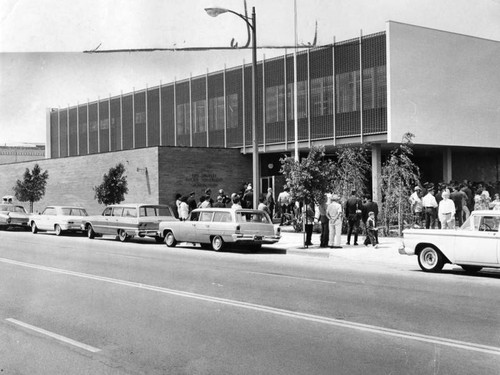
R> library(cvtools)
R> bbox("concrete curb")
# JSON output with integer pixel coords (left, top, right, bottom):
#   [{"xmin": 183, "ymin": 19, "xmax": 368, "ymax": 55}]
[{"xmin": 270, "ymin": 226, "xmax": 412, "ymax": 265}]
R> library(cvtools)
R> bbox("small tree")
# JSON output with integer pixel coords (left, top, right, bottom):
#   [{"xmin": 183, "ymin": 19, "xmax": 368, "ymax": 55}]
[
  {"xmin": 94, "ymin": 163, "xmax": 129, "ymax": 205},
  {"xmin": 280, "ymin": 146, "xmax": 336, "ymax": 206},
  {"xmin": 331, "ymin": 146, "xmax": 370, "ymax": 202},
  {"xmin": 13, "ymin": 164, "xmax": 49, "ymax": 213},
  {"xmin": 380, "ymin": 133, "xmax": 420, "ymax": 236}
]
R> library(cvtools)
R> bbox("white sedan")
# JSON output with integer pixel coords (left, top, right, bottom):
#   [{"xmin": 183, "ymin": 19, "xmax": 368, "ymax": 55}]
[
  {"xmin": 399, "ymin": 210, "xmax": 500, "ymax": 273},
  {"xmin": 30, "ymin": 206, "xmax": 88, "ymax": 236}
]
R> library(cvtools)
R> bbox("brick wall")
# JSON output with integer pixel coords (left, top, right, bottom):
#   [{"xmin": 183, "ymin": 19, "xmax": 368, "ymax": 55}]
[
  {"xmin": 0, "ymin": 146, "xmax": 252, "ymax": 214},
  {"xmin": 158, "ymin": 147, "xmax": 252, "ymax": 206}
]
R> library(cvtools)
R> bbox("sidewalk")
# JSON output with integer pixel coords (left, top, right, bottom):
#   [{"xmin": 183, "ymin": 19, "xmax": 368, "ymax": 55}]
[{"xmin": 269, "ymin": 225, "xmax": 415, "ymax": 267}]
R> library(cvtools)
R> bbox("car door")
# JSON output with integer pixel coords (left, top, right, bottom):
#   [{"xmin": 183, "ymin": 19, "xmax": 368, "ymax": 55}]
[
  {"xmin": 196, "ymin": 211, "xmax": 215, "ymax": 243},
  {"xmin": 39, "ymin": 207, "xmax": 56, "ymax": 231},
  {"xmin": 94, "ymin": 207, "xmax": 113, "ymax": 234},
  {"xmin": 454, "ymin": 215, "xmax": 499, "ymax": 265}
]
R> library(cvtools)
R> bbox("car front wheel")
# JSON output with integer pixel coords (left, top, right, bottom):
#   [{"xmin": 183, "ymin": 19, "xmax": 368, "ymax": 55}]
[
  {"xmin": 164, "ymin": 231, "xmax": 177, "ymax": 247},
  {"xmin": 211, "ymin": 235, "xmax": 224, "ymax": 252},
  {"xmin": 31, "ymin": 222, "xmax": 38, "ymax": 234},
  {"xmin": 55, "ymin": 224, "xmax": 63, "ymax": 236},
  {"xmin": 87, "ymin": 225, "xmax": 96, "ymax": 239},
  {"xmin": 418, "ymin": 246, "xmax": 444, "ymax": 272}
]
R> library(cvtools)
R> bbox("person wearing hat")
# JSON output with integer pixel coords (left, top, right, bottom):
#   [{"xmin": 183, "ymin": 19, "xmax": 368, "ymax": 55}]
[
  {"xmin": 326, "ymin": 194, "xmax": 343, "ymax": 248},
  {"xmin": 409, "ymin": 186, "xmax": 423, "ymax": 228}
]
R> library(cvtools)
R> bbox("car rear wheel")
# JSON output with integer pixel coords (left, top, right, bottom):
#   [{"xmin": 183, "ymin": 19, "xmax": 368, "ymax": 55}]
[
  {"xmin": 460, "ymin": 265, "xmax": 483, "ymax": 274},
  {"xmin": 54, "ymin": 224, "xmax": 63, "ymax": 236},
  {"xmin": 87, "ymin": 225, "xmax": 95, "ymax": 239},
  {"xmin": 165, "ymin": 231, "xmax": 177, "ymax": 247},
  {"xmin": 211, "ymin": 235, "xmax": 224, "ymax": 252},
  {"xmin": 31, "ymin": 222, "xmax": 38, "ymax": 234},
  {"xmin": 118, "ymin": 229, "xmax": 130, "ymax": 242},
  {"xmin": 418, "ymin": 246, "xmax": 444, "ymax": 272}
]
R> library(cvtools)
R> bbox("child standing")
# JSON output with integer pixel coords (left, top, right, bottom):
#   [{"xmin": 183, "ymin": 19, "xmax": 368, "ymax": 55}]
[{"xmin": 364, "ymin": 211, "xmax": 379, "ymax": 248}]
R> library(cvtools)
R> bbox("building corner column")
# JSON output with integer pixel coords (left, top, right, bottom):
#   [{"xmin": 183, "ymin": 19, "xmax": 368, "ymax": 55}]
[
  {"xmin": 45, "ymin": 108, "xmax": 51, "ymax": 158},
  {"xmin": 443, "ymin": 147, "xmax": 452, "ymax": 183},
  {"xmin": 371, "ymin": 144, "xmax": 382, "ymax": 206}
]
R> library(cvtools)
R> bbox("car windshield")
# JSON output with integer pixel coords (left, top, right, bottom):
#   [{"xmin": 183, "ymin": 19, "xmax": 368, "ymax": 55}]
[
  {"xmin": 235, "ymin": 211, "xmax": 271, "ymax": 224},
  {"xmin": 0, "ymin": 204, "xmax": 26, "ymax": 213},
  {"xmin": 139, "ymin": 206, "xmax": 172, "ymax": 217},
  {"xmin": 61, "ymin": 208, "xmax": 88, "ymax": 216},
  {"xmin": 461, "ymin": 215, "xmax": 500, "ymax": 232}
]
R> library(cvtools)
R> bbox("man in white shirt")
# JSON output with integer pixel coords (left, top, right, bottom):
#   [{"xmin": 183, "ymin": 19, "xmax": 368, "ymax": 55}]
[
  {"xmin": 277, "ymin": 187, "xmax": 291, "ymax": 226},
  {"xmin": 326, "ymin": 194, "xmax": 343, "ymax": 248},
  {"xmin": 438, "ymin": 190, "xmax": 456, "ymax": 229},
  {"xmin": 422, "ymin": 187, "xmax": 438, "ymax": 229},
  {"xmin": 409, "ymin": 186, "xmax": 423, "ymax": 227}
]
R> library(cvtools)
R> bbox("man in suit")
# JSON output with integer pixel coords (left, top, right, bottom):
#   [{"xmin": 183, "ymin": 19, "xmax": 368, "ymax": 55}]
[{"xmin": 344, "ymin": 190, "xmax": 363, "ymax": 245}]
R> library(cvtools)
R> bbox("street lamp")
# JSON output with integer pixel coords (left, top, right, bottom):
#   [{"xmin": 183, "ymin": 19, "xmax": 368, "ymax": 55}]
[{"xmin": 205, "ymin": 6, "xmax": 259, "ymax": 209}]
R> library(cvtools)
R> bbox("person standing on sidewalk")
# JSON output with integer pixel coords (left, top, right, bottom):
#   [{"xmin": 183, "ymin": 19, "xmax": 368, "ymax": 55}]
[
  {"xmin": 302, "ymin": 202, "xmax": 316, "ymax": 246},
  {"xmin": 363, "ymin": 211, "xmax": 379, "ymax": 248},
  {"xmin": 422, "ymin": 186, "xmax": 438, "ymax": 229},
  {"xmin": 438, "ymin": 190, "xmax": 456, "ymax": 229},
  {"xmin": 277, "ymin": 187, "xmax": 291, "ymax": 226},
  {"xmin": 327, "ymin": 194, "xmax": 343, "ymax": 248},
  {"xmin": 345, "ymin": 190, "xmax": 363, "ymax": 245},
  {"xmin": 317, "ymin": 194, "xmax": 330, "ymax": 248}
]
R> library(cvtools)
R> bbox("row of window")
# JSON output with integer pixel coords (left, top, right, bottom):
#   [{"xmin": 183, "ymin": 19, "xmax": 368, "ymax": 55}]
[{"xmin": 265, "ymin": 66, "xmax": 386, "ymax": 123}]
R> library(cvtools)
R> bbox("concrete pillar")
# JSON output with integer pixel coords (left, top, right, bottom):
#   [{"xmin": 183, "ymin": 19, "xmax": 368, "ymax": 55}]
[
  {"xmin": 443, "ymin": 147, "xmax": 452, "ymax": 183},
  {"xmin": 371, "ymin": 144, "xmax": 382, "ymax": 206}
]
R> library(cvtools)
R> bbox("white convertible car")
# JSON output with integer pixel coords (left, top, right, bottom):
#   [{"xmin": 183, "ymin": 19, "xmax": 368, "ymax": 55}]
[{"xmin": 399, "ymin": 210, "xmax": 500, "ymax": 273}]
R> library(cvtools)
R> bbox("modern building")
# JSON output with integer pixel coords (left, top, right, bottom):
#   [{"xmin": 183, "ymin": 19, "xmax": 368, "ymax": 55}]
[{"xmin": 1, "ymin": 21, "xmax": 499, "ymax": 213}]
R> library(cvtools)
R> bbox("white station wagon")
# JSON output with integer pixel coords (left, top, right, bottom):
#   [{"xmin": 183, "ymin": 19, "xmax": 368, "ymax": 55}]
[
  {"xmin": 30, "ymin": 206, "xmax": 88, "ymax": 236},
  {"xmin": 83, "ymin": 203, "xmax": 176, "ymax": 243},
  {"xmin": 399, "ymin": 210, "xmax": 500, "ymax": 273},
  {"xmin": 159, "ymin": 208, "xmax": 281, "ymax": 251}
]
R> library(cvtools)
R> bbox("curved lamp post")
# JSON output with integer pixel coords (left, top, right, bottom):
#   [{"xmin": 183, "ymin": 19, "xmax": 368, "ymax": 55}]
[{"xmin": 205, "ymin": 6, "xmax": 259, "ymax": 209}]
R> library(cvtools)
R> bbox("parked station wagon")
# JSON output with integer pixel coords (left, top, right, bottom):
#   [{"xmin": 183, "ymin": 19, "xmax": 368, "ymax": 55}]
[
  {"xmin": 159, "ymin": 208, "xmax": 281, "ymax": 251},
  {"xmin": 83, "ymin": 204, "xmax": 176, "ymax": 242},
  {"xmin": 399, "ymin": 210, "xmax": 500, "ymax": 273},
  {"xmin": 0, "ymin": 203, "xmax": 30, "ymax": 230},
  {"xmin": 30, "ymin": 206, "xmax": 88, "ymax": 236}
]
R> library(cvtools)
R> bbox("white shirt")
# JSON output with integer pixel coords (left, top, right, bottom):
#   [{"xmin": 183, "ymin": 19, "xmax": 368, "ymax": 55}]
[
  {"xmin": 422, "ymin": 193, "xmax": 438, "ymax": 208},
  {"xmin": 438, "ymin": 198, "xmax": 455, "ymax": 221}
]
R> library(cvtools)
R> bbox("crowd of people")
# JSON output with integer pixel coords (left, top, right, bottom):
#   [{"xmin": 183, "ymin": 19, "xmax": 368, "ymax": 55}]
[
  {"xmin": 170, "ymin": 178, "xmax": 499, "ymax": 249},
  {"xmin": 170, "ymin": 183, "xmax": 276, "ymax": 221},
  {"xmin": 410, "ymin": 180, "xmax": 500, "ymax": 229}
]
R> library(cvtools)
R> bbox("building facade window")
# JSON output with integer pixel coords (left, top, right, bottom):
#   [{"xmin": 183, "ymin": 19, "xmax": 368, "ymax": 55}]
[
  {"xmin": 209, "ymin": 96, "xmax": 224, "ymax": 130},
  {"xmin": 265, "ymin": 85, "xmax": 285, "ymax": 123},
  {"xmin": 176, "ymin": 103, "xmax": 190, "ymax": 135},
  {"xmin": 226, "ymin": 93, "xmax": 238, "ymax": 129},
  {"xmin": 362, "ymin": 66, "xmax": 386, "ymax": 110},
  {"xmin": 192, "ymin": 100, "xmax": 206, "ymax": 133},
  {"xmin": 287, "ymin": 81, "xmax": 308, "ymax": 120},
  {"xmin": 310, "ymin": 76, "xmax": 334, "ymax": 117},
  {"xmin": 336, "ymin": 70, "xmax": 360, "ymax": 113}
]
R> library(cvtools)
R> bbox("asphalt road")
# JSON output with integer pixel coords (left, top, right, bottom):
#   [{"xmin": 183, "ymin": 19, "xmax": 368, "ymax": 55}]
[{"xmin": 0, "ymin": 230, "xmax": 499, "ymax": 374}]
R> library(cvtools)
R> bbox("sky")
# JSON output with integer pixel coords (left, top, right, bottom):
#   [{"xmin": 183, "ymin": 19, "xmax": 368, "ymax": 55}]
[{"xmin": 1, "ymin": 0, "xmax": 500, "ymax": 145}]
